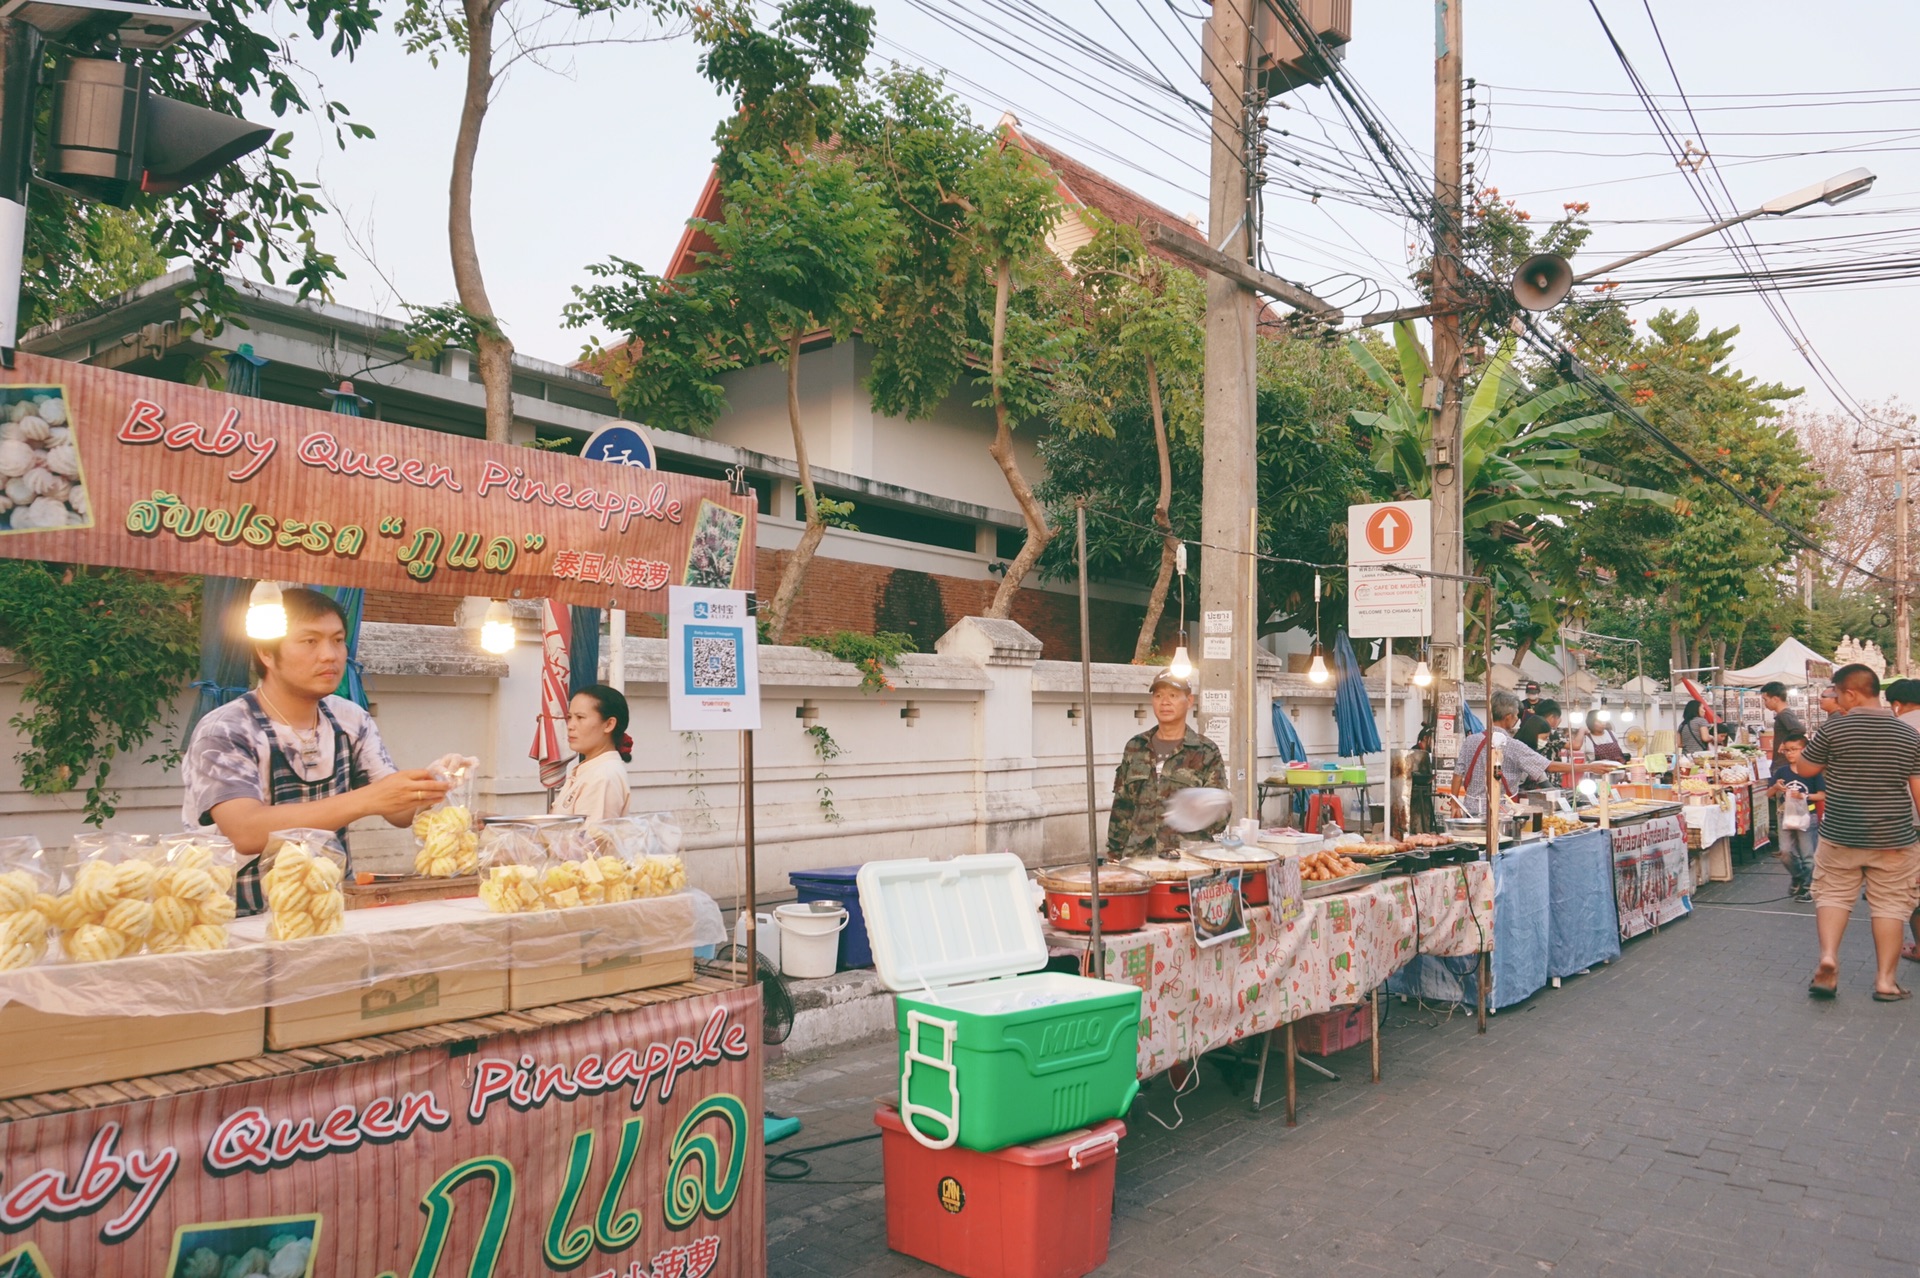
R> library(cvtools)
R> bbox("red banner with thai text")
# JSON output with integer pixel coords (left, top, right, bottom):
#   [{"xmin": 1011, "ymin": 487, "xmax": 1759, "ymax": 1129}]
[
  {"xmin": 0, "ymin": 355, "xmax": 756, "ymax": 609},
  {"xmin": 0, "ymin": 985, "xmax": 764, "ymax": 1277}
]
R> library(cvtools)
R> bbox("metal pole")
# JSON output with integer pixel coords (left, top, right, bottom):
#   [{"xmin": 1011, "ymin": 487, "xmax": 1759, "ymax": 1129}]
[
  {"xmin": 607, "ymin": 607, "xmax": 626, "ymax": 690},
  {"xmin": 1899, "ymin": 443, "xmax": 1911, "ymax": 677},
  {"xmin": 1384, "ymin": 643, "xmax": 1394, "ymax": 846},
  {"xmin": 1077, "ymin": 501, "xmax": 1104, "ymax": 979},
  {"xmin": 741, "ymin": 729, "xmax": 756, "ymax": 987},
  {"xmin": 0, "ymin": 21, "xmax": 41, "ymax": 360},
  {"xmin": 1244, "ymin": 505, "xmax": 1260, "ymax": 820},
  {"xmin": 1479, "ymin": 585, "xmax": 1494, "ymax": 1035},
  {"xmin": 1570, "ymin": 208, "xmax": 1763, "ymax": 284},
  {"xmin": 1199, "ymin": 0, "xmax": 1259, "ymax": 800}
]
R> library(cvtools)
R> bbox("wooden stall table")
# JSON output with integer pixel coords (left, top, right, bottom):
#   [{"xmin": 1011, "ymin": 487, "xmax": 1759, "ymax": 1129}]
[
  {"xmin": 0, "ymin": 894, "xmax": 761, "ymax": 1276},
  {"xmin": 1048, "ymin": 862, "xmax": 1494, "ymax": 1125}
]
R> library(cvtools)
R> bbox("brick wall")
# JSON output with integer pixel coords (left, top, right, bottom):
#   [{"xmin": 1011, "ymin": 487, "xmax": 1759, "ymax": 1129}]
[{"xmin": 361, "ymin": 554, "xmax": 1181, "ymax": 664}]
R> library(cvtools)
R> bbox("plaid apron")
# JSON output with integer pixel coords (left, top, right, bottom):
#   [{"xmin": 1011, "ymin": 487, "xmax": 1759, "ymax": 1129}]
[{"xmin": 234, "ymin": 692, "xmax": 357, "ymax": 916}]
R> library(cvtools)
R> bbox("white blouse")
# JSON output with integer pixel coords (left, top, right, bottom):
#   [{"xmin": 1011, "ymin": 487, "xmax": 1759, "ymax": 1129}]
[{"xmin": 553, "ymin": 749, "xmax": 631, "ymax": 820}]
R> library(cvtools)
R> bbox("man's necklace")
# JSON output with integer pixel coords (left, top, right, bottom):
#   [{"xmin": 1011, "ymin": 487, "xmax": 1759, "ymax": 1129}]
[{"xmin": 259, "ymin": 689, "xmax": 323, "ymax": 770}]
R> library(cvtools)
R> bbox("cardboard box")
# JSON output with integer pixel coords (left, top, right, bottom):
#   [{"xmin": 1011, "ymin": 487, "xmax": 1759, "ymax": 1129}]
[
  {"xmin": 0, "ymin": 946, "xmax": 270, "ymax": 1098},
  {"xmin": 508, "ymin": 898, "xmax": 696, "ymax": 1011},
  {"xmin": 345, "ymin": 874, "xmax": 481, "ymax": 910},
  {"xmin": 261, "ymin": 902, "xmax": 512, "ymax": 1050}
]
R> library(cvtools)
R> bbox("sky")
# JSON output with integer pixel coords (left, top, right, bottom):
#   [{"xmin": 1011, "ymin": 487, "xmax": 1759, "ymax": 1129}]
[{"xmin": 266, "ymin": 0, "xmax": 1920, "ymax": 422}]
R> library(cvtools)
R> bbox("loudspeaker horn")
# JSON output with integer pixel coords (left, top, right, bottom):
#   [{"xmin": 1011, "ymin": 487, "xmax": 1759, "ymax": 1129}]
[{"xmin": 1512, "ymin": 253, "xmax": 1573, "ymax": 311}]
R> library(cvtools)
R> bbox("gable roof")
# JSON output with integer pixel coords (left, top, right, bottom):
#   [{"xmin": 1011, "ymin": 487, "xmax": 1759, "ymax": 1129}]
[{"xmin": 662, "ymin": 122, "xmax": 1206, "ymax": 282}]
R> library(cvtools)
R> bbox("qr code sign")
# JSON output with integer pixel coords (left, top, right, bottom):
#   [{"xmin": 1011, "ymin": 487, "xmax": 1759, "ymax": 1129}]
[{"xmin": 691, "ymin": 634, "xmax": 740, "ymax": 690}]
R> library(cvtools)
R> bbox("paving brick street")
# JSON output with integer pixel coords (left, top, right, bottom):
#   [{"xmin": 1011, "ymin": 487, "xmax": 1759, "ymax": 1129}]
[{"xmin": 765, "ymin": 858, "xmax": 1920, "ymax": 1277}]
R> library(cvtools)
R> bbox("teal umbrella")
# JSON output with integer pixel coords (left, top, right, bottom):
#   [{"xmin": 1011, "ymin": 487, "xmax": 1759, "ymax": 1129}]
[{"xmin": 1332, "ymin": 629, "xmax": 1382, "ymax": 757}]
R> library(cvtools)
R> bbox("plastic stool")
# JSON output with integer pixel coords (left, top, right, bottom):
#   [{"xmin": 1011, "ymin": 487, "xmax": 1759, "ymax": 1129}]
[{"xmin": 1305, "ymin": 792, "xmax": 1344, "ymax": 834}]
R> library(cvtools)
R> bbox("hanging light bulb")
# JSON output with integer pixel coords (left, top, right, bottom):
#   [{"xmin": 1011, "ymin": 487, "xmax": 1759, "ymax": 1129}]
[
  {"xmin": 245, "ymin": 580, "xmax": 286, "ymax": 640},
  {"xmin": 1619, "ymin": 706, "xmax": 1635, "ymax": 723},
  {"xmin": 1596, "ymin": 696, "xmax": 1613, "ymax": 724},
  {"xmin": 1412, "ymin": 658, "xmax": 1433, "ymax": 688},
  {"xmin": 1168, "ymin": 645, "xmax": 1193, "ymax": 680},
  {"xmin": 1307, "ymin": 641, "xmax": 1331, "ymax": 684},
  {"xmin": 480, "ymin": 600, "xmax": 516, "ymax": 654}
]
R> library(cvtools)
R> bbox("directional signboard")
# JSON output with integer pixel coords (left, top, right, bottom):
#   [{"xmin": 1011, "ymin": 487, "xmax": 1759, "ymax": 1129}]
[{"xmin": 1348, "ymin": 499, "xmax": 1432, "ymax": 638}]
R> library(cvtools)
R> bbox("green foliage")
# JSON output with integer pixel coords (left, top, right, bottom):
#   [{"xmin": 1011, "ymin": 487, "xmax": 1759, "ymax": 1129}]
[
  {"xmin": 1349, "ymin": 324, "xmax": 1675, "ymax": 652},
  {"xmin": 800, "ymin": 630, "xmax": 915, "ymax": 693},
  {"xmin": 0, "ymin": 564, "xmax": 199, "ymax": 825},
  {"xmin": 401, "ymin": 301, "xmax": 506, "ymax": 364},
  {"xmin": 1039, "ymin": 334, "xmax": 1378, "ymax": 636},
  {"xmin": 803, "ymin": 723, "xmax": 845, "ymax": 822},
  {"xmin": 691, "ymin": 0, "xmax": 874, "ymax": 177},
  {"xmin": 24, "ymin": 0, "xmax": 383, "ymax": 332}
]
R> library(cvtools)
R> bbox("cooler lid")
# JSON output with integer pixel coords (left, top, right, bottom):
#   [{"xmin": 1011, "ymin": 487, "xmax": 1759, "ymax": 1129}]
[{"xmin": 857, "ymin": 853, "xmax": 1047, "ymax": 993}]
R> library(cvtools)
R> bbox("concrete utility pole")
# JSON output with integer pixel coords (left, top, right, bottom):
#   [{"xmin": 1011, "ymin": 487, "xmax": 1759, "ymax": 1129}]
[
  {"xmin": 1857, "ymin": 439, "xmax": 1914, "ymax": 676},
  {"xmin": 1199, "ymin": 0, "xmax": 1260, "ymax": 814},
  {"xmin": 1429, "ymin": 0, "xmax": 1466, "ymax": 759}
]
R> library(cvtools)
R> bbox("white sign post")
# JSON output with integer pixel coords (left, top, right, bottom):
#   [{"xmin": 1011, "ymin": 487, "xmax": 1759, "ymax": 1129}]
[
  {"xmin": 667, "ymin": 586, "xmax": 762, "ymax": 730},
  {"xmin": 1347, "ymin": 500, "xmax": 1433, "ymax": 639}
]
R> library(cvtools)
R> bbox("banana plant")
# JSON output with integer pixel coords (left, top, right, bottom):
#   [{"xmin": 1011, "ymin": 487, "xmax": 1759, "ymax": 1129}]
[{"xmin": 1348, "ymin": 321, "xmax": 1674, "ymax": 649}]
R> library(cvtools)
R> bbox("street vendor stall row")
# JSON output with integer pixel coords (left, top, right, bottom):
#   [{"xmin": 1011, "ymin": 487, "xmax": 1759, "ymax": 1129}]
[{"xmin": 0, "ymin": 353, "xmax": 769, "ymax": 1277}]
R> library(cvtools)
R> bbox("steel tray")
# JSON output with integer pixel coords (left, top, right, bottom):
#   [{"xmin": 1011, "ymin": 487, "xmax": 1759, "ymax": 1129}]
[{"xmin": 1301, "ymin": 862, "xmax": 1398, "ymax": 898}]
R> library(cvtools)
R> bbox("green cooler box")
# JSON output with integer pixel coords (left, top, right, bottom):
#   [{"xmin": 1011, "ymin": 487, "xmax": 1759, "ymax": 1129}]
[{"xmin": 858, "ymin": 853, "xmax": 1142, "ymax": 1154}]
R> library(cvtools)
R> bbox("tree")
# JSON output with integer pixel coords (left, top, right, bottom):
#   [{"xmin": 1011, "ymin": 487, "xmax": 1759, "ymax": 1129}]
[
  {"xmin": 1038, "ymin": 330, "xmax": 1377, "ymax": 651},
  {"xmin": 1349, "ymin": 323, "xmax": 1674, "ymax": 658},
  {"xmin": 1788, "ymin": 398, "xmax": 1911, "ymax": 593},
  {"xmin": 569, "ymin": 0, "xmax": 882, "ymax": 640},
  {"xmin": 398, "ymin": 0, "xmax": 682, "ymax": 442},
  {"xmin": 1554, "ymin": 305, "xmax": 1829, "ymax": 673},
  {"xmin": 13, "ymin": 0, "xmax": 381, "ymax": 333},
  {"xmin": 1047, "ymin": 221, "xmax": 1203, "ymax": 659}
]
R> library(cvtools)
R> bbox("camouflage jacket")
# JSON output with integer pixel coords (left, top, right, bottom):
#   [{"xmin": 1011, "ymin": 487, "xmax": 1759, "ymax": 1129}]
[{"xmin": 1107, "ymin": 728, "xmax": 1229, "ymax": 859}]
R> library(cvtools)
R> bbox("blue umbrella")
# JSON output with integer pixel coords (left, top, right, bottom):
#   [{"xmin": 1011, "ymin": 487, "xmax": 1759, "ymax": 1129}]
[
  {"xmin": 1460, "ymin": 701, "xmax": 1484, "ymax": 735},
  {"xmin": 569, "ymin": 605, "xmax": 603, "ymax": 696},
  {"xmin": 1331, "ymin": 629, "xmax": 1382, "ymax": 758},
  {"xmin": 1270, "ymin": 698, "xmax": 1307, "ymax": 764}
]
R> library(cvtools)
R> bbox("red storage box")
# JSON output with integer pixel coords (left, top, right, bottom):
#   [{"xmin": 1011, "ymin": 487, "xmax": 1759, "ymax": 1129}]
[
  {"xmin": 1296, "ymin": 1003, "xmax": 1372, "ymax": 1057},
  {"xmin": 876, "ymin": 1103, "xmax": 1124, "ymax": 1278}
]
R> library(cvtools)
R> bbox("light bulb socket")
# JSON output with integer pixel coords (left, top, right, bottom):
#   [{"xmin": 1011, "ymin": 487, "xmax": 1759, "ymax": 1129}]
[
  {"xmin": 245, "ymin": 580, "xmax": 287, "ymax": 640},
  {"xmin": 479, "ymin": 600, "xmax": 516, "ymax": 654}
]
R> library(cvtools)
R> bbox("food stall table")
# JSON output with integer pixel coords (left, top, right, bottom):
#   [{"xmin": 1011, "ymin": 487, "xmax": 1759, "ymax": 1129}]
[
  {"xmin": 0, "ymin": 894, "xmax": 761, "ymax": 1275},
  {"xmin": 1048, "ymin": 862, "xmax": 1493, "ymax": 1124},
  {"xmin": 1682, "ymin": 804, "xmax": 1737, "ymax": 884}
]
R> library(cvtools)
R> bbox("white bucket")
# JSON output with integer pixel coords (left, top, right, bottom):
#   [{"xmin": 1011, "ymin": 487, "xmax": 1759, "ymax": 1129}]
[{"xmin": 776, "ymin": 902, "xmax": 848, "ymax": 979}]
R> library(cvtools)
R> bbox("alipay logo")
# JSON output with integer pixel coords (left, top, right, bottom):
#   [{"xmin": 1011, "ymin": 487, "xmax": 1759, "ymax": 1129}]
[{"xmin": 693, "ymin": 602, "xmax": 710, "ymax": 619}]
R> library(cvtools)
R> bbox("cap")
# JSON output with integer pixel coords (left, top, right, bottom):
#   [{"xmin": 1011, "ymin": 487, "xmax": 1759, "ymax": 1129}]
[
  {"xmin": 1524, "ymin": 681, "xmax": 1541, "ymax": 694},
  {"xmin": 1887, "ymin": 678, "xmax": 1920, "ymax": 706},
  {"xmin": 1150, "ymin": 670, "xmax": 1194, "ymax": 694}
]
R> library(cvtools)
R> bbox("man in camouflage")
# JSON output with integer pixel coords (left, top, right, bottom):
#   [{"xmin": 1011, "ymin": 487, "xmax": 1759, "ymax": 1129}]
[{"xmin": 1107, "ymin": 671, "xmax": 1228, "ymax": 858}]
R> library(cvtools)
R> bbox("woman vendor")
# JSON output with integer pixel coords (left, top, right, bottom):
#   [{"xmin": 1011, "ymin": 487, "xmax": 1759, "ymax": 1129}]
[
  {"xmin": 1677, "ymin": 699, "xmax": 1723, "ymax": 753},
  {"xmin": 553, "ymin": 684, "xmax": 634, "ymax": 819},
  {"xmin": 180, "ymin": 587, "xmax": 451, "ymax": 913},
  {"xmin": 1107, "ymin": 671, "xmax": 1227, "ymax": 857}
]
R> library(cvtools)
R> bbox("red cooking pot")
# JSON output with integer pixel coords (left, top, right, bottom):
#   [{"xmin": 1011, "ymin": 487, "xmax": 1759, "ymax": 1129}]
[
  {"xmin": 1121, "ymin": 854, "xmax": 1215, "ymax": 922},
  {"xmin": 1189, "ymin": 843, "xmax": 1281, "ymax": 906},
  {"xmin": 1035, "ymin": 864, "xmax": 1151, "ymax": 934}
]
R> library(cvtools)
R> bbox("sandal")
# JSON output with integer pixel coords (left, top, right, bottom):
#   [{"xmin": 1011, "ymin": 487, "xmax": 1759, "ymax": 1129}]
[
  {"xmin": 1904, "ymin": 945, "xmax": 1920, "ymax": 963},
  {"xmin": 1873, "ymin": 987, "xmax": 1913, "ymax": 1002},
  {"xmin": 1809, "ymin": 961, "xmax": 1840, "ymax": 999}
]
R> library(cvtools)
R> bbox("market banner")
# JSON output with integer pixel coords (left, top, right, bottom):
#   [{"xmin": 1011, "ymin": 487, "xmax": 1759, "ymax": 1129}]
[
  {"xmin": 1611, "ymin": 814, "xmax": 1691, "ymax": 940},
  {"xmin": 0, "ymin": 985, "xmax": 764, "ymax": 1277},
  {"xmin": 0, "ymin": 354, "xmax": 757, "ymax": 610}
]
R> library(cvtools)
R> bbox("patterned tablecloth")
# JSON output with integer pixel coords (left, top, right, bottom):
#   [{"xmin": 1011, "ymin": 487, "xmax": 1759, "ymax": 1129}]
[
  {"xmin": 1682, "ymin": 802, "xmax": 1737, "ymax": 849},
  {"xmin": 1048, "ymin": 863, "xmax": 1495, "ymax": 1078}
]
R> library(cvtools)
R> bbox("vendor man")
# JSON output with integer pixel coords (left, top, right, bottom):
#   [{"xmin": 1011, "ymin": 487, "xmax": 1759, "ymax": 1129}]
[
  {"xmin": 181, "ymin": 587, "xmax": 450, "ymax": 913},
  {"xmin": 1107, "ymin": 671, "xmax": 1227, "ymax": 858},
  {"xmin": 1456, "ymin": 690, "xmax": 1611, "ymax": 816}
]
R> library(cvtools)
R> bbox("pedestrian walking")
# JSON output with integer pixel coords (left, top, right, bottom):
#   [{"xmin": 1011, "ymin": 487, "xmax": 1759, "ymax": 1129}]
[
  {"xmin": 1769, "ymin": 728, "xmax": 1820, "ymax": 902},
  {"xmin": 1760, "ymin": 681, "xmax": 1804, "ymax": 741},
  {"xmin": 1791, "ymin": 664, "xmax": 1920, "ymax": 1000}
]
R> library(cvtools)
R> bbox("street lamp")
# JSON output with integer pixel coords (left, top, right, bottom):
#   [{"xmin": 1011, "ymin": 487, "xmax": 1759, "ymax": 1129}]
[
  {"xmin": 1306, "ymin": 572, "xmax": 1330, "ymax": 683},
  {"xmin": 1513, "ymin": 167, "xmax": 1878, "ymax": 311},
  {"xmin": 1168, "ymin": 542, "xmax": 1192, "ymax": 680}
]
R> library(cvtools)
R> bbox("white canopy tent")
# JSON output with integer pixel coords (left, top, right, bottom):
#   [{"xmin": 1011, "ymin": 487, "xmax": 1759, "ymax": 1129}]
[{"xmin": 1721, "ymin": 637, "xmax": 1832, "ymax": 688}]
